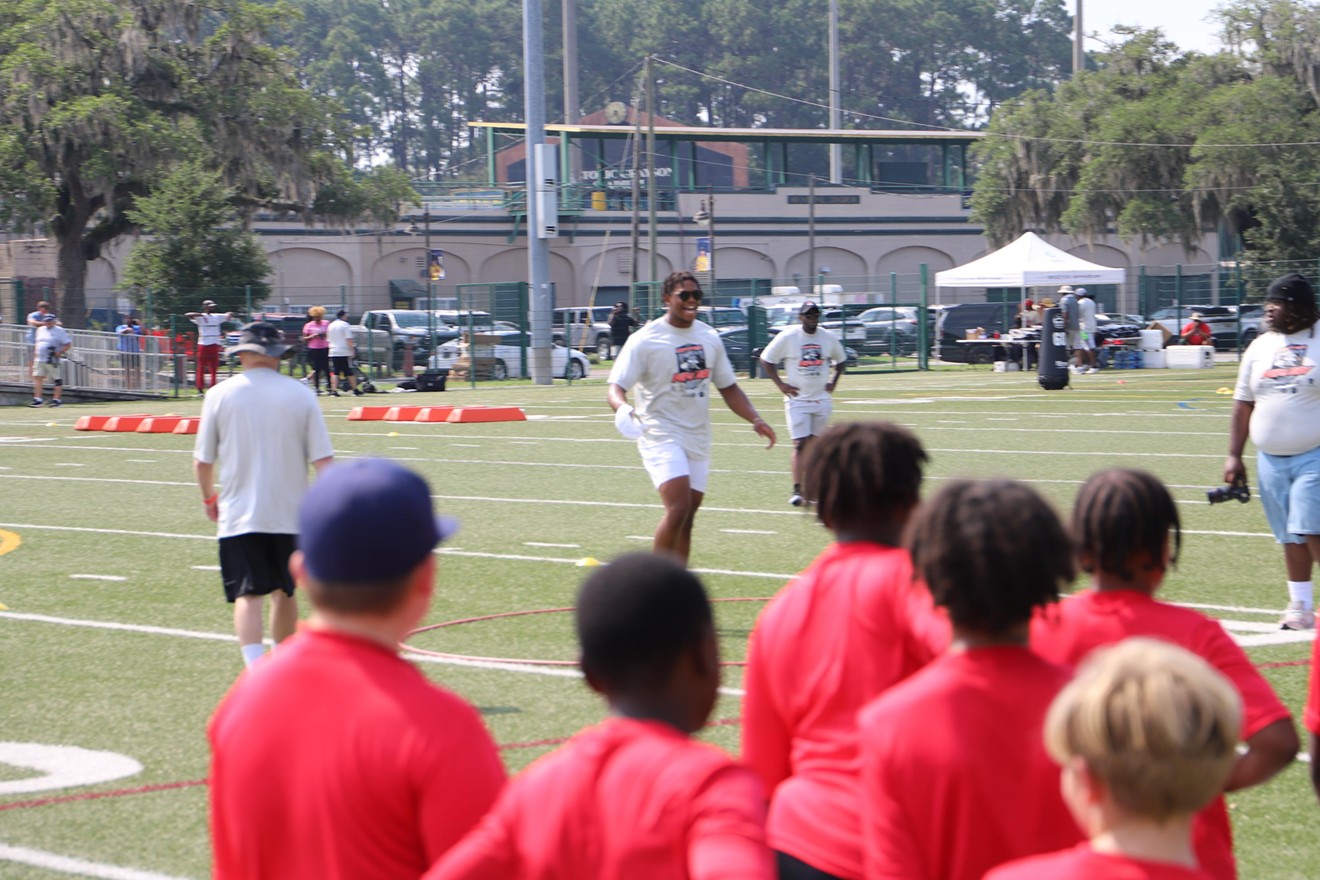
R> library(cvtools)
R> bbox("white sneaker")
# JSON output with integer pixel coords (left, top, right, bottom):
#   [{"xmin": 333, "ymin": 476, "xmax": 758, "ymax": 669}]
[
  {"xmin": 1085, "ymin": 367, "xmax": 1099, "ymax": 374},
  {"xmin": 1280, "ymin": 601, "xmax": 1315, "ymax": 630}
]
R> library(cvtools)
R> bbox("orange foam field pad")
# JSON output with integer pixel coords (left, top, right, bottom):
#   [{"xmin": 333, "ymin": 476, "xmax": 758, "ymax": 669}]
[
  {"xmin": 101, "ymin": 414, "xmax": 154, "ymax": 432},
  {"xmin": 447, "ymin": 406, "xmax": 526, "ymax": 423},
  {"xmin": 135, "ymin": 416, "xmax": 187, "ymax": 433},
  {"xmin": 75, "ymin": 413, "xmax": 152, "ymax": 431},
  {"xmin": 171, "ymin": 418, "xmax": 200, "ymax": 435},
  {"xmin": 384, "ymin": 405, "xmax": 425, "ymax": 422},
  {"xmin": 414, "ymin": 406, "xmax": 456, "ymax": 422},
  {"xmin": 347, "ymin": 406, "xmax": 394, "ymax": 421}
]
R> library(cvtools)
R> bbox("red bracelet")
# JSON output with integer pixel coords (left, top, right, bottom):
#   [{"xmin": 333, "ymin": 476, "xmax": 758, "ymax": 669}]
[{"xmin": 203, "ymin": 494, "xmax": 218, "ymax": 505}]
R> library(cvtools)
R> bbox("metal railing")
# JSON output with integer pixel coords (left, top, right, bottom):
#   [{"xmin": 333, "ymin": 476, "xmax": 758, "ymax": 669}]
[{"xmin": 1, "ymin": 325, "xmax": 179, "ymax": 396}]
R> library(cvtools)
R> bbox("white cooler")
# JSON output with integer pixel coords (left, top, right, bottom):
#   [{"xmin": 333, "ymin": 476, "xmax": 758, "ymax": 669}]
[
  {"xmin": 1141, "ymin": 350, "xmax": 1166, "ymax": 369},
  {"xmin": 1164, "ymin": 345, "xmax": 1214, "ymax": 368},
  {"xmin": 1139, "ymin": 328, "xmax": 1167, "ymax": 352}
]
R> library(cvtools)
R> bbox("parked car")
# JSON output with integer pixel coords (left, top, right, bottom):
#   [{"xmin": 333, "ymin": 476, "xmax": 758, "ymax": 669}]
[
  {"xmin": 718, "ymin": 327, "xmax": 859, "ymax": 373},
  {"xmin": 224, "ymin": 313, "xmax": 305, "ymax": 365},
  {"xmin": 1145, "ymin": 304, "xmax": 1259, "ymax": 350},
  {"xmin": 427, "ymin": 330, "xmax": 590, "ymax": 380},
  {"xmin": 857, "ymin": 306, "xmax": 922, "ymax": 354},
  {"xmin": 695, "ymin": 306, "xmax": 748, "ymax": 330},
  {"xmin": 760, "ymin": 303, "xmax": 866, "ymax": 347},
  {"xmin": 552, "ymin": 307, "xmax": 614, "ymax": 357}
]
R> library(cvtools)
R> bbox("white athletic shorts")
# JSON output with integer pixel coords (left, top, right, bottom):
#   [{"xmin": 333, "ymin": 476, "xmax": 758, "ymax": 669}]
[
  {"xmin": 640, "ymin": 440, "xmax": 710, "ymax": 492},
  {"xmin": 1068, "ymin": 330, "xmax": 1094, "ymax": 351},
  {"xmin": 786, "ymin": 396, "xmax": 832, "ymax": 441}
]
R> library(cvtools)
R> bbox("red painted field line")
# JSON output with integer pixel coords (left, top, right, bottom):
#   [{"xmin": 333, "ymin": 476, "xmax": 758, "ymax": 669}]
[
  {"xmin": 1257, "ymin": 658, "xmax": 1311, "ymax": 669},
  {"xmin": 0, "ymin": 778, "xmax": 206, "ymax": 812},
  {"xmin": 403, "ymin": 598, "xmax": 771, "ymax": 668}
]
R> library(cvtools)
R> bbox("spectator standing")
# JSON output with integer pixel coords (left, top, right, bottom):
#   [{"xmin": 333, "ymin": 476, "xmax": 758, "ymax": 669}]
[
  {"xmin": 302, "ymin": 306, "xmax": 331, "ymax": 394},
  {"xmin": 326, "ymin": 309, "xmax": 361, "ymax": 396},
  {"xmin": 185, "ymin": 299, "xmax": 233, "ymax": 393},
  {"xmin": 1074, "ymin": 287, "xmax": 1099, "ymax": 373},
  {"xmin": 29, "ymin": 313, "xmax": 71, "ymax": 407},
  {"xmin": 209, "ymin": 458, "xmax": 505, "ymax": 880},
  {"xmin": 193, "ymin": 322, "xmax": 334, "ymax": 668},
  {"xmin": 1225, "ymin": 272, "xmax": 1320, "ymax": 630},
  {"xmin": 858, "ymin": 479, "xmax": 1083, "ymax": 880},
  {"xmin": 25, "ymin": 300, "xmax": 53, "ymax": 344},
  {"xmin": 116, "ymin": 316, "xmax": 145, "ymax": 386},
  {"xmin": 1183, "ymin": 312, "xmax": 1215, "ymax": 346},
  {"xmin": 985, "ymin": 639, "xmax": 1243, "ymax": 880},
  {"xmin": 607, "ymin": 271, "xmax": 776, "ymax": 563},
  {"xmin": 741, "ymin": 421, "xmax": 947, "ymax": 880},
  {"xmin": 427, "ymin": 553, "xmax": 774, "ymax": 880},
  {"xmin": 1059, "ymin": 285, "xmax": 1080, "ymax": 364},
  {"xmin": 608, "ymin": 301, "xmax": 639, "ymax": 358},
  {"xmin": 1030, "ymin": 468, "xmax": 1297, "ymax": 880},
  {"xmin": 758, "ymin": 301, "xmax": 847, "ymax": 507}
]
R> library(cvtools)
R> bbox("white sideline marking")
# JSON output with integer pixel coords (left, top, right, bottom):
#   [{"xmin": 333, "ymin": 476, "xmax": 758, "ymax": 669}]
[
  {"xmin": 123, "ymin": 460, "xmax": 156, "ymax": 463},
  {"xmin": 54, "ymin": 463, "xmax": 84, "ymax": 467},
  {"xmin": 190, "ymin": 565, "xmax": 220, "ymax": 572},
  {"xmin": 389, "ymin": 446, "xmax": 418, "ymax": 450},
  {"xmin": 720, "ymin": 529, "xmax": 777, "ymax": 535},
  {"xmin": 70, "ymin": 575, "xmax": 126, "ymax": 582},
  {"xmin": 0, "ymin": 844, "xmax": 189, "ymax": 880},
  {"xmin": 451, "ymin": 443, "xmax": 481, "ymax": 447},
  {"xmin": 524, "ymin": 542, "xmax": 581, "ymax": 549},
  {"xmin": 626, "ymin": 535, "xmax": 651, "ymax": 541}
]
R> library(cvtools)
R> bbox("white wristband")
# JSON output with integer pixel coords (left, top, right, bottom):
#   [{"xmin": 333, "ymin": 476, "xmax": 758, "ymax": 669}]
[{"xmin": 614, "ymin": 403, "xmax": 643, "ymax": 439}]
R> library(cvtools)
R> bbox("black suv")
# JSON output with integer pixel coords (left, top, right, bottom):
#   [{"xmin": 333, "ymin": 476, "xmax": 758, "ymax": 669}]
[{"xmin": 935, "ymin": 303, "xmax": 1018, "ymax": 363}]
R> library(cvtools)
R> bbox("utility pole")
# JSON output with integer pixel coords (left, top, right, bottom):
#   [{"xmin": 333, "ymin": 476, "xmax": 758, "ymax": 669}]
[
  {"xmin": 562, "ymin": 0, "xmax": 581, "ymax": 184},
  {"xmin": 1073, "ymin": 0, "xmax": 1084, "ymax": 75},
  {"xmin": 646, "ymin": 55, "xmax": 658, "ymax": 288},
  {"xmin": 807, "ymin": 174, "xmax": 816, "ymax": 295}
]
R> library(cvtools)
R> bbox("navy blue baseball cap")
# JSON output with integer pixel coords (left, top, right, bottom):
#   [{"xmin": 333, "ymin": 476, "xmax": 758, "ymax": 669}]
[
  {"xmin": 299, "ymin": 458, "xmax": 458, "ymax": 584},
  {"xmin": 799, "ymin": 301, "xmax": 820, "ymax": 315}
]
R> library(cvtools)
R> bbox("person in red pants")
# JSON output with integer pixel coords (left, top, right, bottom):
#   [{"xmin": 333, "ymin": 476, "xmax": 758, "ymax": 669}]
[{"xmin": 185, "ymin": 299, "xmax": 234, "ymax": 392}]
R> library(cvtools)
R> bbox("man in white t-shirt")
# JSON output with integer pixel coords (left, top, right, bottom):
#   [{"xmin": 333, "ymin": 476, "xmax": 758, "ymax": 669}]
[
  {"xmin": 194, "ymin": 322, "xmax": 335, "ymax": 667},
  {"xmin": 29, "ymin": 314, "xmax": 72, "ymax": 407},
  {"xmin": 607, "ymin": 271, "xmax": 777, "ymax": 563},
  {"xmin": 185, "ymin": 299, "xmax": 234, "ymax": 393},
  {"xmin": 758, "ymin": 301, "xmax": 847, "ymax": 506},
  {"xmin": 1227, "ymin": 273, "xmax": 1320, "ymax": 631},
  {"xmin": 325, "ymin": 309, "xmax": 361, "ymax": 396},
  {"xmin": 1072, "ymin": 288, "xmax": 1099, "ymax": 374}
]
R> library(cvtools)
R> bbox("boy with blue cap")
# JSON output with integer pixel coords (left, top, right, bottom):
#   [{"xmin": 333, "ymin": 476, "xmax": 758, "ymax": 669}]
[{"xmin": 208, "ymin": 458, "xmax": 506, "ymax": 880}]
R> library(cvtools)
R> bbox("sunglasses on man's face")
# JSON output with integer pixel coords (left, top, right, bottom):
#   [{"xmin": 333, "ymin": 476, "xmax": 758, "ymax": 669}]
[{"xmin": 676, "ymin": 290, "xmax": 704, "ymax": 302}]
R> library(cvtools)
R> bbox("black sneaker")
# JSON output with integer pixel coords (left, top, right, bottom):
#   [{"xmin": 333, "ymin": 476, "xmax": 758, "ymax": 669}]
[
  {"xmin": 353, "ymin": 388, "xmax": 364, "ymax": 396},
  {"xmin": 27, "ymin": 398, "xmax": 42, "ymax": 407},
  {"xmin": 48, "ymin": 399, "xmax": 62, "ymax": 407},
  {"xmin": 329, "ymin": 390, "xmax": 340, "ymax": 397}
]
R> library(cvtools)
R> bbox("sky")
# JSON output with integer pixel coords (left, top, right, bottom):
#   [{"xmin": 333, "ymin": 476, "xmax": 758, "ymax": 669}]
[{"xmin": 1084, "ymin": 0, "xmax": 1229, "ymax": 55}]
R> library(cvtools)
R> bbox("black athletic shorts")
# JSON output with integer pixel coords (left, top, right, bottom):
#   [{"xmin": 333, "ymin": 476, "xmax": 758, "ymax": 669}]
[
  {"xmin": 330, "ymin": 355, "xmax": 353, "ymax": 377},
  {"xmin": 218, "ymin": 533, "xmax": 297, "ymax": 603}
]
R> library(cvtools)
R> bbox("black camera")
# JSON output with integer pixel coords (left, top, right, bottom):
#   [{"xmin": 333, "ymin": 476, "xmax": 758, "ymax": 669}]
[{"xmin": 1207, "ymin": 482, "xmax": 1252, "ymax": 504}]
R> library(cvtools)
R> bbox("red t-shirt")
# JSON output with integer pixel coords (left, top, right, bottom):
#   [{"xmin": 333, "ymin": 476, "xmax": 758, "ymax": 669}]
[
  {"xmin": 209, "ymin": 629, "xmax": 506, "ymax": 880},
  {"xmin": 740, "ymin": 542, "xmax": 949, "ymax": 879},
  {"xmin": 426, "ymin": 717, "xmax": 774, "ymax": 880},
  {"xmin": 1305, "ymin": 626, "xmax": 1320, "ymax": 735},
  {"xmin": 1030, "ymin": 589, "xmax": 1292, "ymax": 880},
  {"xmin": 1182, "ymin": 321, "xmax": 1213, "ymax": 346},
  {"xmin": 986, "ymin": 843, "xmax": 1215, "ymax": 879},
  {"xmin": 858, "ymin": 646, "xmax": 1083, "ymax": 880}
]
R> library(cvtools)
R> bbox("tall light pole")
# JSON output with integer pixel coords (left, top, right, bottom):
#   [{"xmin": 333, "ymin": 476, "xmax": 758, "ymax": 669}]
[
  {"xmin": 829, "ymin": 0, "xmax": 841, "ymax": 183},
  {"xmin": 524, "ymin": 0, "xmax": 552, "ymax": 383}
]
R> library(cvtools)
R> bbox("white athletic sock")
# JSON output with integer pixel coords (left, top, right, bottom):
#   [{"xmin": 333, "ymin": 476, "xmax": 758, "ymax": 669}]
[
  {"xmin": 1287, "ymin": 580, "xmax": 1314, "ymax": 610},
  {"xmin": 240, "ymin": 643, "xmax": 267, "ymax": 667}
]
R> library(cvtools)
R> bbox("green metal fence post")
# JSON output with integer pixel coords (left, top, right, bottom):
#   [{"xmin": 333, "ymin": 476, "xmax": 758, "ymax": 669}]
[{"xmin": 919, "ymin": 264, "xmax": 929, "ymax": 370}]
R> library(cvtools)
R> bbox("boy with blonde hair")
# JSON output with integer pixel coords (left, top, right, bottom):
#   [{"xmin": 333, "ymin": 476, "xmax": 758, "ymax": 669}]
[{"xmin": 986, "ymin": 638, "xmax": 1243, "ymax": 879}]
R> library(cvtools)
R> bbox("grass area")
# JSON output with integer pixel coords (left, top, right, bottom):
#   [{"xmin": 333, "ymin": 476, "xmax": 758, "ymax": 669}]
[{"xmin": 1, "ymin": 363, "xmax": 1316, "ymax": 878}]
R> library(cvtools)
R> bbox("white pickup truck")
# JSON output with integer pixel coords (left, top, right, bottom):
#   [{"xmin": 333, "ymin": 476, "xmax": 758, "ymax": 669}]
[{"xmin": 355, "ymin": 309, "xmax": 494, "ymax": 368}]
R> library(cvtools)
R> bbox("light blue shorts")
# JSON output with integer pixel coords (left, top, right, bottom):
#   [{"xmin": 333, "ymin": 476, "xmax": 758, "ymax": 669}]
[{"xmin": 1257, "ymin": 446, "xmax": 1320, "ymax": 544}]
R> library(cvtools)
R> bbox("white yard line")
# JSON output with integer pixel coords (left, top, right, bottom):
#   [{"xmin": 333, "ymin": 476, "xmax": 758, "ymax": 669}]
[{"xmin": 0, "ymin": 844, "xmax": 190, "ymax": 880}]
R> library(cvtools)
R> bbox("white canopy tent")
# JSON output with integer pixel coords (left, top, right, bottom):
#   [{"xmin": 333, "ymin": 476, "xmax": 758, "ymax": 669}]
[{"xmin": 934, "ymin": 232, "xmax": 1126, "ymax": 290}]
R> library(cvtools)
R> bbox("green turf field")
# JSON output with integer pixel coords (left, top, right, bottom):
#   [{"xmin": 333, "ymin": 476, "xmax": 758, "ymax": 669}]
[{"xmin": 1, "ymin": 363, "xmax": 1316, "ymax": 878}]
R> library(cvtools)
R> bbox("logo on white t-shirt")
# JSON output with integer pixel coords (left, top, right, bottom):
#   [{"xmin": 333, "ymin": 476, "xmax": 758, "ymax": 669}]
[
  {"xmin": 672, "ymin": 343, "xmax": 710, "ymax": 395},
  {"xmin": 799, "ymin": 343, "xmax": 824, "ymax": 370},
  {"xmin": 1263, "ymin": 343, "xmax": 1314, "ymax": 391}
]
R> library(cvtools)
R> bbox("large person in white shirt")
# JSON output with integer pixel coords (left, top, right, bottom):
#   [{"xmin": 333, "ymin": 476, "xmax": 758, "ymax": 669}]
[
  {"xmin": 1226, "ymin": 272, "xmax": 1320, "ymax": 631},
  {"xmin": 608, "ymin": 271, "xmax": 777, "ymax": 563},
  {"xmin": 194, "ymin": 322, "xmax": 334, "ymax": 667},
  {"xmin": 758, "ymin": 301, "xmax": 846, "ymax": 506}
]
